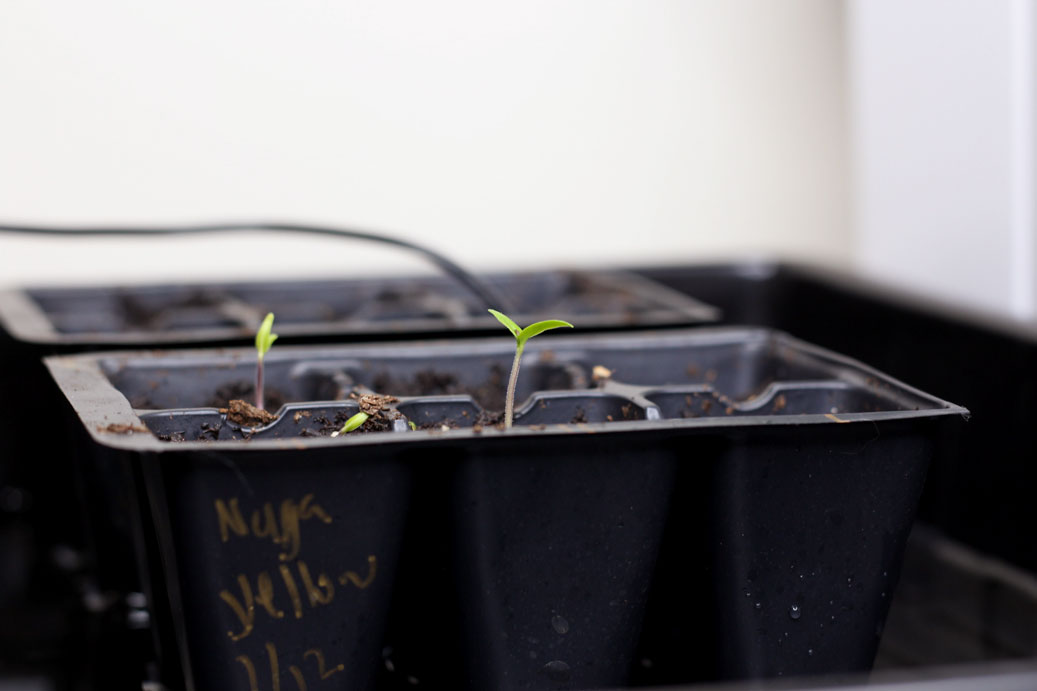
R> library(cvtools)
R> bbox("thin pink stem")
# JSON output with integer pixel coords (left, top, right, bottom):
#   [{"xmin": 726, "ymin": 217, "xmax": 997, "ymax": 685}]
[
  {"xmin": 256, "ymin": 356, "xmax": 265, "ymax": 411},
  {"xmin": 505, "ymin": 344, "xmax": 523, "ymax": 428}
]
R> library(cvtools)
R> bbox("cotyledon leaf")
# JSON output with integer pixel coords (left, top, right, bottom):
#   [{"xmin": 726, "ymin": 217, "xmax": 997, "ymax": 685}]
[
  {"xmin": 517, "ymin": 319, "xmax": 574, "ymax": 347},
  {"xmin": 488, "ymin": 309, "xmax": 521, "ymax": 338},
  {"xmin": 255, "ymin": 312, "xmax": 278, "ymax": 358}
]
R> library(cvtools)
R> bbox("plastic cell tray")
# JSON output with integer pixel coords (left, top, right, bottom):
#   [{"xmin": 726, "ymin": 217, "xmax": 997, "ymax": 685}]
[
  {"xmin": 0, "ymin": 270, "xmax": 717, "ymax": 347},
  {"xmin": 44, "ymin": 327, "xmax": 966, "ymax": 691}
]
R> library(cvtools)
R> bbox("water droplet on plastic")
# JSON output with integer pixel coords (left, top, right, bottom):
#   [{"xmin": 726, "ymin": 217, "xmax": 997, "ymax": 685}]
[
  {"xmin": 789, "ymin": 605, "xmax": 801, "ymax": 620},
  {"xmin": 541, "ymin": 660, "xmax": 571, "ymax": 682},
  {"xmin": 551, "ymin": 615, "xmax": 570, "ymax": 634},
  {"xmin": 754, "ymin": 602, "xmax": 762, "ymax": 610},
  {"xmin": 745, "ymin": 590, "xmax": 752, "ymax": 598},
  {"xmin": 52, "ymin": 545, "xmax": 83, "ymax": 572},
  {"xmin": 807, "ymin": 648, "xmax": 814, "ymax": 656},
  {"xmin": 127, "ymin": 608, "xmax": 149, "ymax": 628}
]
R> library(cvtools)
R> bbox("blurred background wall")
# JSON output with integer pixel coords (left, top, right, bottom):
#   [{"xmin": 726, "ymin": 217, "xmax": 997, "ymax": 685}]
[
  {"xmin": 0, "ymin": 1, "xmax": 849, "ymax": 281},
  {"xmin": 0, "ymin": 1, "xmax": 1032, "ymax": 320},
  {"xmin": 849, "ymin": 0, "xmax": 1037, "ymax": 320}
]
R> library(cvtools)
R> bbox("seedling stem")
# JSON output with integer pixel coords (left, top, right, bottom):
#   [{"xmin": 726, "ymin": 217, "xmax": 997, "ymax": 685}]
[
  {"xmin": 488, "ymin": 309, "xmax": 573, "ymax": 428},
  {"xmin": 254, "ymin": 312, "xmax": 278, "ymax": 411}
]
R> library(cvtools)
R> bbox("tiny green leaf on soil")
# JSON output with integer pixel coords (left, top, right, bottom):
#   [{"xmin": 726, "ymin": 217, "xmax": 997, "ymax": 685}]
[{"xmin": 335, "ymin": 411, "xmax": 369, "ymax": 436}]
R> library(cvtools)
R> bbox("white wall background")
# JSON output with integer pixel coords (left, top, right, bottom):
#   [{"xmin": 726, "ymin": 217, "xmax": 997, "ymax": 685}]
[
  {"xmin": 848, "ymin": 0, "xmax": 1037, "ymax": 320},
  {"xmin": 0, "ymin": 1, "xmax": 849, "ymax": 285}
]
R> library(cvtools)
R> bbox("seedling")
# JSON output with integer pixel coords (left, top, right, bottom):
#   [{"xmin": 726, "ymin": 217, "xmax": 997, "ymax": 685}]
[
  {"xmin": 488, "ymin": 309, "xmax": 573, "ymax": 428},
  {"xmin": 254, "ymin": 312, "xmax": 278, "ymax": 411},
  {"xmin": 331, "ymin": 411, "xmax": 369, "ymax": 437}
]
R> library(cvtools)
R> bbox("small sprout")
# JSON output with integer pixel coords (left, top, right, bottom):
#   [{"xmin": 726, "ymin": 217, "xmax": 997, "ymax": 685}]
[
  {"xmin": 408, "ymin": 421, "xmax": 417, "ymax": 431},
  {"xmin": 488, "ymin": 309, "xmax": 573, "ymax": 428},
  {"xmin": 254, "ymin": 312, "xmax": 278, "ymax": 411},
  {"xmin": 331, "ymin": 411, "xmax": 369, "ymax": 437}
]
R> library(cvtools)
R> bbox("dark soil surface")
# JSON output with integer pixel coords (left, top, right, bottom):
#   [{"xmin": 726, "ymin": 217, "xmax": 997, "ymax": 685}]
[
  {"xmin": 119, "ymin": 291, "xmax": 249, "ymax": 330},
  {"xmin": 207, "ymin": 382, "xmax": 288, "ymax": 412},
  {"xmin": 128, "ymin": 381, "xmax": 286, "ymax": 411},
  {"xmin": 371, "ymin": 366, "xmax": 506, "ymax": 411},
  {"xmin": 674, "ymin": 391, "xmax": 783, "ymax": 418},
  {"xmin": 553, "ymin": 273, "xmax": 644, "ymax": 320},
  {"xmin": 301, "ymin": 393, "xmax": 402, "ymax": 437},
  {"xmin": 420, "ymin": 409, "xmax": 503, "ymax": 432}
]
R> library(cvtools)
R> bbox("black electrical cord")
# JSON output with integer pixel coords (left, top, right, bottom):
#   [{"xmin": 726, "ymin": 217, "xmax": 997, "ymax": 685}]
[{"xmin": 0, "ymin": 221, "xmax": 513, "ymax": 312}]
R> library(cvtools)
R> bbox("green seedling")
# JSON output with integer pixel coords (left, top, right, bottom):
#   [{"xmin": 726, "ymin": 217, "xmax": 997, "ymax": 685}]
[
  {"xmin": 332, "ymin": 411, "xmax": 369, "ymax": 437},
  {"xmin": 489, "ymin": 309, "xmax": 573, "ymax": 428},
  {"xmin": 254, "ymin": 312, "xmax": 278, "ymax": 411}
]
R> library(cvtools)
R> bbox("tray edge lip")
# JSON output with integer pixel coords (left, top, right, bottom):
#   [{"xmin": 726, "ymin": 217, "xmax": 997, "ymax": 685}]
[{"xmin": 43, "ymin": 326, "xmax": 970, "ymax": 454}]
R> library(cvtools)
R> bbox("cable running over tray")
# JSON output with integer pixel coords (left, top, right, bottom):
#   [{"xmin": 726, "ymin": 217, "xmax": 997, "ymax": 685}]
[{"xmin": 0, "ymin": 221, "xmax": 511, "ymax": 312}]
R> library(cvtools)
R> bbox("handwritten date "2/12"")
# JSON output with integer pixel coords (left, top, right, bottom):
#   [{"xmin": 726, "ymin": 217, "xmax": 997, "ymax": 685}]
[{"xmin": 237, "ymin": 642, "xmax": 343, "ymax": 691}]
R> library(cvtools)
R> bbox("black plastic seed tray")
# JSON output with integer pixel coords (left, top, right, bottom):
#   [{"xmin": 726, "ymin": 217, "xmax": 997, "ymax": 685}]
[
  {"xmin": 633, "ymin": 262, "xmax": 1037, "ymax": 576},
  {"xmin": 0, "ymin": 267, "xmax": 717, "ymax": 683},
  {"xmin": 0, "ymin": 269, "xmax": 716, "ymax": 347},
  {"xmin": 44, "ymin": 327, "xmax": 966, "ymax": 691},
  {"xmin": 626, "ymin": 261, "xmax": 1037, "ymax": 690}
]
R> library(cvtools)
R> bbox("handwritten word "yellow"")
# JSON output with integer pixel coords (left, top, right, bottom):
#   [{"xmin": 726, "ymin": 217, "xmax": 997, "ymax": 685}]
[
  {"xmin": 220, "ymin": 556, "xmax": 377, "ymax": 641},
  {"xmin": 215, "ymin": 494, "xmax": 332, "ymax": 562}
]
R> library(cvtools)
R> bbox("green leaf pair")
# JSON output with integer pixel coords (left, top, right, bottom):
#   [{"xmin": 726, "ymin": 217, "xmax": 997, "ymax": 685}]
[
  {"xmin": 255, "ymin": 312, "xmax": 279, "ymax": 360},
  {"xmin": 488, "ymin": 309, "xmax": 573, "ymax": 349}
]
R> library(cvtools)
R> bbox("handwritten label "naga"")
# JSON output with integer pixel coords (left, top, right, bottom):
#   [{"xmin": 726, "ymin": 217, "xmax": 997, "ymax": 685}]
[{"xmin": 214, "ymin": 494, "xmax": 332, "ymax": 562}]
